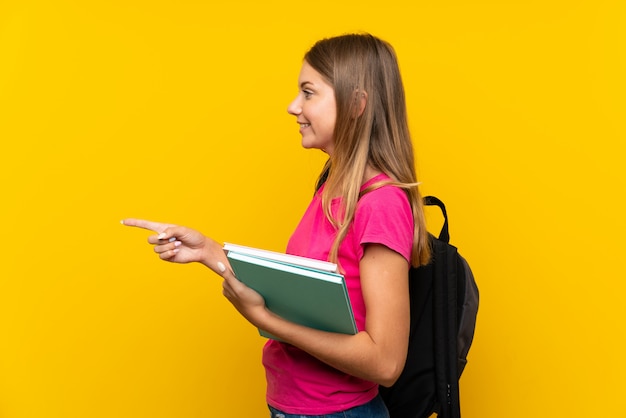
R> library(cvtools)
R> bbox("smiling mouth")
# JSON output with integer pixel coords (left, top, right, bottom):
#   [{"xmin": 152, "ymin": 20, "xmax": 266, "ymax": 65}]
[{"xmin": 299, "ymin": 123, "xmax": 311, "ymax": 128}]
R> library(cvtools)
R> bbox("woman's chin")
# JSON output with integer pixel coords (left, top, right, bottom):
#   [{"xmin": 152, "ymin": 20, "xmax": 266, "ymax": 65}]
[{"xmin": 301, "ymin": 140, "xmax": 330, "ymax": 154}]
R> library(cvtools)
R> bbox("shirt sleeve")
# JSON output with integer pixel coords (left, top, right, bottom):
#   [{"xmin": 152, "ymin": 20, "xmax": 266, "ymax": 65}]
[{"xmin": 352, "ymin": 186, "xmax": 414, "ymax": 263}]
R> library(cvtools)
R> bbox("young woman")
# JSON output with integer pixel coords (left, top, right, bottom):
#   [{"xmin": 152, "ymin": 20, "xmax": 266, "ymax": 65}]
[{"xmin": 123, "ymin": 33, "xmax": 430, "ymax": 418}]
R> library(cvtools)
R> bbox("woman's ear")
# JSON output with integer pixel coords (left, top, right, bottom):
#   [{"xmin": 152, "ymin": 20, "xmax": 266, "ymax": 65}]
[{"xmin": 356, "ymin": 90, "xmax": 368, "ymax": 117}]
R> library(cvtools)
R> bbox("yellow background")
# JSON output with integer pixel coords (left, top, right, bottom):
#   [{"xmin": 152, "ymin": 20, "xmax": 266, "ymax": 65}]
[{"xmin": 1, "ymin": 0, "xmax": 624, "ymax": 417}]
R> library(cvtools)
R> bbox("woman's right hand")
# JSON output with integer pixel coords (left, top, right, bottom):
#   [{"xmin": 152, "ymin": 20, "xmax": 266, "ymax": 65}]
[
  {"xmin": 121, "ymin": 218, "xmax": 214, "ymax": 265},
  {"xmin": 122, "ymin": 218, "xmax": 271, "ymax": 325}
]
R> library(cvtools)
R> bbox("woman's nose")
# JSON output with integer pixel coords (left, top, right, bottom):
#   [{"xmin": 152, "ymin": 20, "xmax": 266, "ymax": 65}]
[{"xmin": 287, "ymin": 96, "xmax": 302, "ymax": 116}]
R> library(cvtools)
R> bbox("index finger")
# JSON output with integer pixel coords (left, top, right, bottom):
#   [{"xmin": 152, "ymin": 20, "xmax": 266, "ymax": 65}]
[{"xmin": 121, "ymin": 218, "xmax": 175, "ymax": 233}]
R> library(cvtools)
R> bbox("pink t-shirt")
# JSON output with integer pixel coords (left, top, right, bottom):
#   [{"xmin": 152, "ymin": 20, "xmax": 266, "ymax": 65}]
[{"xmin": 262, "ymin": 174, "xmax": 414, "ymax": 415}]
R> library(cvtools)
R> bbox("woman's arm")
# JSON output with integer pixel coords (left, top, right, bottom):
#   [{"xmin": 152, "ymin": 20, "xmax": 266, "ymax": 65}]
[
  {"xmin": 222, "ymin": 243, "xmax": 411, "ymax": 387},
  {"xmin": 121, "ymin": 218, "xmax": 231, "ymax": 275},
  {"xmin": 123, "ymin": 219, "xmax": 410, "ymax": 386}
]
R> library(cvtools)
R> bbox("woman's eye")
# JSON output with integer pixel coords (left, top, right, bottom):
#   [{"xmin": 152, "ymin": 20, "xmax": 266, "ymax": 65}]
[{"xmin": 303, "ymin": 90, "xmax": 313, "ymax": 99}]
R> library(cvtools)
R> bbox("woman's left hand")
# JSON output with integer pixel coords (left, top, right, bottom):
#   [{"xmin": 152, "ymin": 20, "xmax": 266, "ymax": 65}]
[{"xmin": 221, "ymin": 272, "xmax": 269, "ymax": 327}]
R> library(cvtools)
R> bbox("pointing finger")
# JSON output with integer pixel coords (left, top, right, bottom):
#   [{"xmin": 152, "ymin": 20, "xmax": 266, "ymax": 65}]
[{"xmin": 121, "ymin": 218, "xmax": 175, "ymax": 233}]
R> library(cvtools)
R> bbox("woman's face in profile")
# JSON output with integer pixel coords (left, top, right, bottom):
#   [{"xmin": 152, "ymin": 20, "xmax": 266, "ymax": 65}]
[{"xmin": 287, "ymin": 61, "xmax": 337, "ymax": 155}]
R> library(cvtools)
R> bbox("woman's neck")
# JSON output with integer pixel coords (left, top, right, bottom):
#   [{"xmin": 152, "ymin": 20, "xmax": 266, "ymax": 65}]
[{"xmin": 362, "ymin": 165, "xmax": 382, "ymax": 184}]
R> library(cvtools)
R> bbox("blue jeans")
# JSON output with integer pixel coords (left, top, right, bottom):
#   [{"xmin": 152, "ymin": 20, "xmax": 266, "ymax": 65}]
[{"xmin": 268, "ymin": 394, "xmax": 390, "ymax": 418}]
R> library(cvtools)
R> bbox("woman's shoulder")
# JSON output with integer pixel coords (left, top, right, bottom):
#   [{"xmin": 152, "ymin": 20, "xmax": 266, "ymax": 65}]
[
  {"xmin": 360, "ymin": 173, "xmax": 407, "ymax": 200},
  {"xmin": 358, "ymin": 175, "xmax": 410, "ymax": 215}
]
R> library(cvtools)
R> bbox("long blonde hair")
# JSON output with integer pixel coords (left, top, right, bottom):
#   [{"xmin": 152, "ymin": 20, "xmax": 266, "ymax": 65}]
[{"xmin": 306, "ymin": 33, "xmax": 430, "ymax": 267}]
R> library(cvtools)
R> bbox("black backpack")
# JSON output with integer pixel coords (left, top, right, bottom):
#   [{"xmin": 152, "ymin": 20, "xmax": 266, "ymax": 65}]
[{"xmin": 379, "ymin": 196, "xmax": 479, "ymax": 418}]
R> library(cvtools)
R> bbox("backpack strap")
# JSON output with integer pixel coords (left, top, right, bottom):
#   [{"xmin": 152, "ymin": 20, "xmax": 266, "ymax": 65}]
[
  {"xmin": 427, "ymin": 197, "xmax": 462, "ymax": 418},
  {"xmin": 424, "ymin": 196, "xmax": 450, "ymax": 243}
]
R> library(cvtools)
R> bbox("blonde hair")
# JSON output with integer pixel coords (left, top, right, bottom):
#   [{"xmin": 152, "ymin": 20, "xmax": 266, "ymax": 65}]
[{"xmin": 306, "ymin": 33, "xmax": 430, "ymax": 267}]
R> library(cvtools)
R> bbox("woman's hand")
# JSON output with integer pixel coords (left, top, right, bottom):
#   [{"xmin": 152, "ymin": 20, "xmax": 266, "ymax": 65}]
[
  {"xmin": 122, "ymin": 218, "xmax": 270, "ymax": 327},
  {"xmin": 121, "ymin": 218, "xmax": 211, "ymax": 265},
  {"xmin": 221, "ymin": 272, "xmax": 269, "ymax": 326}
]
